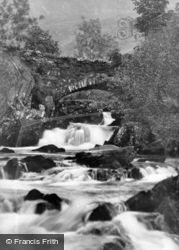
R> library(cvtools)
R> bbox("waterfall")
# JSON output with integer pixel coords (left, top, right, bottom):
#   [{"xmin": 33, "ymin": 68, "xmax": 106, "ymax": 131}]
[
  {"xmin": 0, "ymin": 167, "xmax": 6, "ymax": 179},
  {"xmin": 38, "ymin": 113, "xmax": 115, "ymax": 149},
  {"xmin": 101, "ymin": 112, "xmax": 115, "ymax": 126},
  {"xmin": 38, "ymin": 123, "xmax": 114, "ymax": 149}
]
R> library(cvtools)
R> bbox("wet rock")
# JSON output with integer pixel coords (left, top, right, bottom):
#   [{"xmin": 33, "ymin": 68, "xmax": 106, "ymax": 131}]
[
  {"xmin": 102, "ymin": 239, "xmax": 126, "ymax": 250},
  {"xmin": 0, "ymin": 148, "xmax": 15, "ymax": 153},
  {"xmin": 96, "ymin": 169, "xmax": 125, "ymax": 181},
  {"xmin": 24, "ymin": 189, "xmax": 63, "ymax": 212},
  {"xmin": 105, "ymin": 124, "xmax": 136, "ymax": 147},
  {"xmin": 125, "ymin": 175, "xmax": 179, "ymax": 234},
  {"xmin": 88, "ymin": 203, "xmax": 117, "ymax": 222},
  {"xmin": 32, "ymin": 144, "xmax": 65, "ymax": 153},
  {"xmin": 3, "ymin": 158, "xmax": 27, "ymax": 179},
  {"xmin": 74, "ymin": 146, "xmax": 135, "ymax": 169},
  {"xmin": 35, "ymin": 202, "xmax": 51, "ymax": 214},
  {"xmin": 44, "ymin": 193, "xmax": 63, "ymax": 210},
  {"xmin": 127, "ymin": 167, "xmax": 143, "ymax": 180},
  {"xmin": 21, "ymin": 155, "xmax": 56, "ymax": 173},
  {"xmin": 106, "ymin": 123, "xmax": 165, "ymax": 159},
  {"xmin": 24, "ymin": 189, "xmax": 44, "ymax": 201}
]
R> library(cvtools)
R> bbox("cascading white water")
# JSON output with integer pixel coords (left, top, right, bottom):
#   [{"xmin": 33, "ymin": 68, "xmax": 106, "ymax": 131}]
[
  {"xmin": 38, "ymin": 124, "xmax": 114, "ymax": 150},
  {"xmin": 101, "ymin": 112, "xmax": 115, "ymax": 126},
  {"xmin": 38, "ymin": 113, "xmax": 115, "ymax": 149}
]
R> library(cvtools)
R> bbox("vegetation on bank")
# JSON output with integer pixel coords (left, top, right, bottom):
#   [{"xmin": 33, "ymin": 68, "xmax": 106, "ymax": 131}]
[{"xmin": 0, "ymin": 0, "xmax": 179, "ymax": 151}]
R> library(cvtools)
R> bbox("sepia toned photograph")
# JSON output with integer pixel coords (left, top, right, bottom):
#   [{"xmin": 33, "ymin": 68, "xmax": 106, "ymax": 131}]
[{"xmin": 0, "ymin": 0, "xmax": 179, "ymax": 249}]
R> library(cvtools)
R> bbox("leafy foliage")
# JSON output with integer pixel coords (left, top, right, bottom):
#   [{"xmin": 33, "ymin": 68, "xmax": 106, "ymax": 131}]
[
  {"xmin": 0, "ymin": 0, "xmax": 37, "ymax": 47},
  {"xmin": 108, "ymin": 9, "xmax": 179, "ymax": 146},
  {"xmin": 132, "ymin": 0, "xmax": 170, "ymax": 35},
  {"xmin": 0, "ymin": 0, "xmax": 60, "ymax": 54},
  {"xmin": 74, "ymin": 18, "xmax": 118, "ymax": 61},
  {"xmin": 24, "ymin": 25, "xmax": 60, "ymax": 54}
]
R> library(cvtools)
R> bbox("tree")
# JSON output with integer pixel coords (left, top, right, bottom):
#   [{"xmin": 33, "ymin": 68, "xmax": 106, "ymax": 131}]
[
  {"xmin": 106, "ymin": 9, "xmax": 179, "ymax": 146},
  {"xmin": 107, "ymin": 49, "xmax": 122, "ymax": 67},
  {"xmin": 74, "ymin": 18, "xmax": 118, "ymax": 61},
  {"xmin": 0, "ymin": 0, "xmax": 37, "ymax": 48},
  {"xmin": 132, "ymin": 0, "xmax": 170, "ymax": 35},
  {"xmin": 24, "ymin": 25, "xmax": 60, "ymax": 54}
]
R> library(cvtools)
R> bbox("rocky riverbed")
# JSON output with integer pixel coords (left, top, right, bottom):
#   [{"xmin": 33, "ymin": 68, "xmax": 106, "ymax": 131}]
[{"xmin": 0, "ymin": 143, "xmax": 179, "ymax": 250}]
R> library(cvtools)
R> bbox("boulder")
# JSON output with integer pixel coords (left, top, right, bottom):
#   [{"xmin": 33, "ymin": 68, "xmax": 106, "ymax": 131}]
[
  {"xmin": 24, "ymin": 189, "xmax": 44, "ymax": 200},
  {"xmin": 21, "ymin": 155, "xmax": 56, "ymax": 173},
  {"xmin": 106, "ymin": 123, "xmax": 166, "ymax": 158},
  {"xmin": 102, "ymin": 241, "xmax": 125, "ymax": 250},
  {"xmin": 125, "ymin": 175, "xmax": 179, "ymax": 234},
  {"xmin": 35, "ymin": 202, "xmax": 53, "ymax": 214},
  {"xmin": 24, "ymin": 189, "xmax": 63, "ymax": 213},
  {"xmin": 95, "ymin": 169, "xmax": 125, "ymax": 181},
  {"xmin": 32, "ymin": 144, "xmax": 65, "ymax": 153},
  {"xmin": 88, "ymin": 203, "xmax": 117, "ymax": 222},
  {"xmin": 127, "ymin": 167, "xmax": 143, "ymax": 180},
  {"xmin": 105, "ymin": 124, "xmax": 136, "ymax": 148},
  {"xmin": 74, "ymin": 147, "xmax": 135, "ymax": 169},
  {"xmin": 3, "ymin": 158, "xmax": 27, "ymax": 179},
  {"xmin": 0, "ymin": 148, "xmax": 15, "ymax": 153}
]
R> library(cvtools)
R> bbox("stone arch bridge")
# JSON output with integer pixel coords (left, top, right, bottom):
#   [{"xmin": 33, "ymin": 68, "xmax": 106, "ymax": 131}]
[{"xmin": 21, "ymin": 50, "xmax": 118, "ymax": 104}]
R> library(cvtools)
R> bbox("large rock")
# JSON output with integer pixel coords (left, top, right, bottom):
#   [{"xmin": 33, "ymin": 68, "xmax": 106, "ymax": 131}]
[
  {"xmin": 3, "ymin": 158, "xmax": 27, "ymax": 179},
  {"xmin": 125, "ymin": 175, "xmax": 179, "ymax": 234},
  {"xmin": 0, "ymin": 148, "xmax": 15, "ymax": 153},
  {"xmin": 106, "ymin": 123, "xmax": 165, "ymax": 157},
  {"xmin": 88, "ymin": 203, "xmax": 118, "ymax": 222},
  {"xmin": 73, "ymin": 146, "xmax": 135, "ymax": 169},
  {"xmin": 21, "ymin": 155, "xmax": 56, "ymax": 173},
  {"xmin": 32, "ymin": 144, "xmax": 65, "ymax": 153},
  {"xmin": 105, "ymin": 124, "xmax": 137, "ymax": 148},
  {"xmin": 102, "ymin": 241, "xmax": 125, "ymax": 250},
  {"xmin": 24, "ymin": 189, "xmax": 64, "ymax": 214},
  {"xmin": 95, "ymin": 169, "xmax": 125, "ymax": 181}
]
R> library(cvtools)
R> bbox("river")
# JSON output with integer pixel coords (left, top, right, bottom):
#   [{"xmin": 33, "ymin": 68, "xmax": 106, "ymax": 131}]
[{"xmin": 0, "ymin": 113, "xmax": 178, "ymax": 250}]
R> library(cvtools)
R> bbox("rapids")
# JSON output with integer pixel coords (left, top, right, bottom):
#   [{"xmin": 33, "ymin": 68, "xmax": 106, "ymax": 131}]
[
  {"xmin": 0, "ymin": 113, "xmax": 179, "ymax": 250},
  {"xmin": 38, "ymin": 112, "xmax": 116, "ymax": 150}
]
